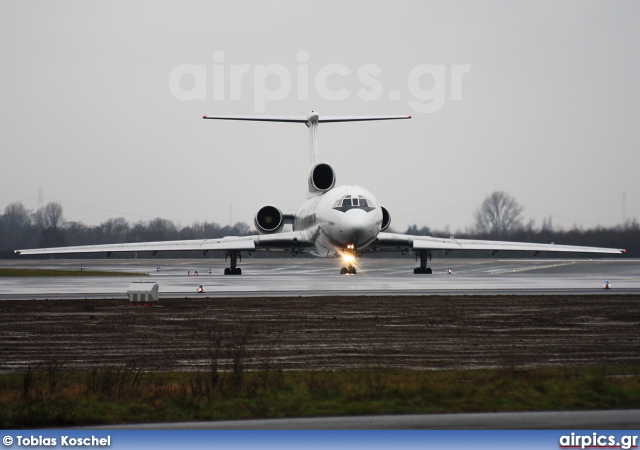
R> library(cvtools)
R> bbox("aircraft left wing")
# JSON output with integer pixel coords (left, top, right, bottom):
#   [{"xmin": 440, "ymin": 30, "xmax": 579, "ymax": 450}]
[
  {"xmin": 14, "ymin": 231, "xmax": 314, "ymax": 256},
  {"xmin": 372, "ymin": 232, "xmax": 625, "ymax": 255}
]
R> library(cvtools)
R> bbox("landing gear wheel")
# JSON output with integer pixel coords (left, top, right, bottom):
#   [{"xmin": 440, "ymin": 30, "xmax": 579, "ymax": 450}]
[
  {"xmin": 340, "ymin": 267, "xmax": 348, "ymax": 275},
  {"xmin": 224, "ymin": 251, "xmax": 242, "ymax": 275},
  {"xmin": 414, "ymin": 251, "xmax": 433, "ymax": 274},
  {"xmin": 348, "ymin": 266, "xmax": 357, "ymax": 275}
]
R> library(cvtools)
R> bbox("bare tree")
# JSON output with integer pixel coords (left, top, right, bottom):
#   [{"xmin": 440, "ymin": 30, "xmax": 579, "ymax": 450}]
[
  {"xmin": 474, "ymin": 191, "xmax": 524, "ymax": 236},
  {"xmin": 1, "ymin": 202, "xmax": 33, "ymax": 250},
  {"xmin": 43, "ymin": 202, "xmax": 64, "ymax": 229},
  {"xmin": 3, "ymin": 202, "xmax": 31, "ymax": 229},
  {"xmin": 406, "ymin": 224, "xmax": 432, "ymax": 236},
  {"xmin": 232, "ymin": 222, "xmax": 250, "ymax": 236},
  {"xmin": 100, "ymin": 218, "xmax": 130, "ymax": 243},
  {"xmin": 147, "ymin": 218, "xmax": 178, "ymax": 240},
  {"xmin": 31, "ymin": 202, "xmax": 65, "ymax": 247},
  {"xmin": 33, "ymin": 202, "xmax": 64, "ymax": 230},
  {"xmin": 127, "ymin": 218, "xmax": 179, "ymax": 242}
]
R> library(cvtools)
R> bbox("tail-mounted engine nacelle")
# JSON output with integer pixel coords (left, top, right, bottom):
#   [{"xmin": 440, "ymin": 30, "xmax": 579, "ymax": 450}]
[
  {"xmin": 255, "ymin": 205, "xmax": 284, "ymax": 234},
  {"xmin": 308, "ymin": 162, "xmax": 336, "ymax": 193},
  {"xmin": 381, "ymin": 206, "xmax": 391, "ymax": 231}
]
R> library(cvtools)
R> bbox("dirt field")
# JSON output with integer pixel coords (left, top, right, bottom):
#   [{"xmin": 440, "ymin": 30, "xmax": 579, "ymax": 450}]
[{"xmin": 1, "ymin": 295, "xmax": 639, "ymax": 373}]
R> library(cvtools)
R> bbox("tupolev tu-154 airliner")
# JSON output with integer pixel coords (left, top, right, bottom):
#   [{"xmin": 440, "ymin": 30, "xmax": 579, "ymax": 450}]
[{"xmin": 16, "ymin": 112, "xmax": 625, "ymax": 274}]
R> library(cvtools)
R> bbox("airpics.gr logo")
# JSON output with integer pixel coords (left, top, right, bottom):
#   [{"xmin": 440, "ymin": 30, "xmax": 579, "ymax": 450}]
[
  {"xmin": 169, "ymin": 51, "xmax": 471, "ymax": 113},
  {"xmin": 559, "ymin": 432, "xmax": 638, "ymax": 450}
]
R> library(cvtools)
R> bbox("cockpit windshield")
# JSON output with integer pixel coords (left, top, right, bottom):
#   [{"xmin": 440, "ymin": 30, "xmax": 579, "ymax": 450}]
[{"xmin": 333, "ymin": 195, "xmax": 375, "ymax": 212}]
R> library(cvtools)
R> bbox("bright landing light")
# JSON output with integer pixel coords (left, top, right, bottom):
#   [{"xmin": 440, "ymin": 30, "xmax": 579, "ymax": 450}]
[{"xmin": 342, "ymin": 253, "xmax": 355, "ymax": 263}]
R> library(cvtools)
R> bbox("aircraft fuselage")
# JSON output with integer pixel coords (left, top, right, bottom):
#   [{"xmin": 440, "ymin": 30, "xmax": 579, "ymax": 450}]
[{"xmin": 293, "ymin": 185, "xmax": 383, "ymax": 257}]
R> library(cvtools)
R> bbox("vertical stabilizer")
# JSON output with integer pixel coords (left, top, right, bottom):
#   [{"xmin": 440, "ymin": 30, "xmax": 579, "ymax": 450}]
[{"xmin": 306, "ymin": 112, "xmax": 320, "ymax": 165}]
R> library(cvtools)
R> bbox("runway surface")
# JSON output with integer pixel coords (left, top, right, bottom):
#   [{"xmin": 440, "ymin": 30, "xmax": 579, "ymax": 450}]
[{"xmin": 0, "ymin": 257, "xmax": 638, "ymax": 299}]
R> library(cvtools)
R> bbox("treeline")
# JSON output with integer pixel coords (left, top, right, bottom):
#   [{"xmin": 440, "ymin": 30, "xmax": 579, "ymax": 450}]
[
  {"xmin": 0, "ymin": 202, "xmax": 251, "ymax": 259},
  {"xmin": 1, "ymin": 201, "xmax": 637, "ymax": 258},
  {"xmin": 404, "ymin": 220, "xmax": 639, "ymax": 258}
]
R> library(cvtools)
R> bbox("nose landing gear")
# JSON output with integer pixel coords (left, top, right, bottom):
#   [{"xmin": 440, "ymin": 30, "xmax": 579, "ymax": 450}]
[
  {"xmin": 340, "ymin": 266, "xmax": 357, "ymax": 275},
  {"xmin": 340, "ymin": 244, "xmax": 357, "ymax": 275}
]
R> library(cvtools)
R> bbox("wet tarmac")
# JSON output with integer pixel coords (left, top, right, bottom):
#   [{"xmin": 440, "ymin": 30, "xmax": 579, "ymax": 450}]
[{"xmin": 0, "ymin": 257, "xmax": 638, "ymax": 299}]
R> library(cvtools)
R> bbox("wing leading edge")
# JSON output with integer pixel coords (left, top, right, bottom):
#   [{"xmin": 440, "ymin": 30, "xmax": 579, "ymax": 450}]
[
  {"xmin": 16, "ymin": 231, "xmax": 624, "ymax": 256},
  {"xmin": 14, "ymin": 232, "xmax": 313, "ymax": 256},
  {"xmin": 374, "ymin": 232, "xmax": 625, "ymax": 254}
]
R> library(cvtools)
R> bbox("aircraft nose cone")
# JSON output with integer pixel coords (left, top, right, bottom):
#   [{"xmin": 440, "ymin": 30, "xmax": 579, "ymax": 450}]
[{"xmin": 338, "ymin": 210, "xmax": 377, "ymax": 247}]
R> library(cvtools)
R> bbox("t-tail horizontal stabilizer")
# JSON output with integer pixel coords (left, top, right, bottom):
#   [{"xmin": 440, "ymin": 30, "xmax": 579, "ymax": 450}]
[{"xmin": 203, "ymin": 112, "xmax": 411, "ymax": 165}]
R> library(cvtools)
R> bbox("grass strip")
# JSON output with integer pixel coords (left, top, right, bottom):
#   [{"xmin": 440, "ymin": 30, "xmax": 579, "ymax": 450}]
[
  {"xmin": 1, "ymin": 366, "xmax": 639, "ymax": 428},
  {"xmin": 0, "ymin": 268, "xmax": 147, "ymax": 277}
]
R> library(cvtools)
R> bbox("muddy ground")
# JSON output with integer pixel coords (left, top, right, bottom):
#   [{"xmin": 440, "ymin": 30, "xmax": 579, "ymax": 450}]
[{"xmin": 1, "ymin": 295, "xmax": 639, "ymax": 373}]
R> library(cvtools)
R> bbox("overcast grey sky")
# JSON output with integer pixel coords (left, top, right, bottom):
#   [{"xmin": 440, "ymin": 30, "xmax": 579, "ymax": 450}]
[{"xmin": 1, "ymin": 1, "xmax": 639, "ymax": 233}]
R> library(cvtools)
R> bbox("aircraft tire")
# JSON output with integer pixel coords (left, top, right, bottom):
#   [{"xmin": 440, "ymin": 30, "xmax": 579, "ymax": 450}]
[
  {"xmin": 349, "ymin": 267, "xmax": 357, "ymax": 275},
  {"xmin": 414, "ymin": 268, "xmax": 433, "ymax": 274},
  {"xmin": 224, "ymin": 268, "xmax": 231, "ymax": 275},
  {"xmin": 340, "ymin": 267, "xmax": 348, "ymax": 275}
]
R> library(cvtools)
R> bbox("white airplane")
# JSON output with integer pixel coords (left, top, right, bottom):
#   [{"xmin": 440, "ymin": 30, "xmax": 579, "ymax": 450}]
[{"xmin": 16, "ymin": 112, "xmax": 625, "ymax": 274}]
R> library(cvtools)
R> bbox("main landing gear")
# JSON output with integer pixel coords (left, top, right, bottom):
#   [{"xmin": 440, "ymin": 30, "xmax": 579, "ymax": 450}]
[
  {"xmin": 414, "ymin": 251, "xmax": 432, "ymax": 274},
  {"xmin": 224, "ymin": 251, "xmax": 242, "ymax": 275}
]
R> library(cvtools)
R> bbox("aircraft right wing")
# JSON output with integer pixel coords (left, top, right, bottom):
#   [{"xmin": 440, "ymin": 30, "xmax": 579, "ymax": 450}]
[
  {"xmin": 15, "ymin": 231, "xmax": 315, "ymax": 256},
  {"xmin": 373, "ymin": 232, "xmax": 625, "ymax": 255}
]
